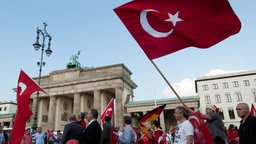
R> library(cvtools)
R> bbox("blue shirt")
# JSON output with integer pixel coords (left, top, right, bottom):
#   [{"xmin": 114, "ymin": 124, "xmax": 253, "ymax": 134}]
[
  {"xmin": 0, "ymin": 133, "xmax": 4, "ymax": 143},
  {"xmin": 119, "ymin": 125, "xmax": 135, "ymax": 144},
  {"xmin": 35, "ymin": 132, "xmax": 45, "ymax": 144}
]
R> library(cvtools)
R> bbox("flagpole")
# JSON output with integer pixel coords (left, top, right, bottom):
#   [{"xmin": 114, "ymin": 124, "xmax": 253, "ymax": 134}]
[
  {"xmin": 153, "ymin": 70, "xmax": 157, "ymax": 108},
  {"xmin": 150, "ymin": 60, "xmax": 185, "ymax": 105},
  {"xmin": 112, "ymin": 98, "xmax": 116, "ymax": 126}
]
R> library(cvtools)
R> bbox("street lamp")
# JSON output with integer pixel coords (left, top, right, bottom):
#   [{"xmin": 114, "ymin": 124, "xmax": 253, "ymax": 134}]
[{"xmin": 31, "ymin": 22, "xmax": 52, "ymax": 130}]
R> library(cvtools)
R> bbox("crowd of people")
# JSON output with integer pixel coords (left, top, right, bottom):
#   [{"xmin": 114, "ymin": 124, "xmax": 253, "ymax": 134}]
[{"xmin": 0, "ymin": 102, "xmax": 255, "ymax": 144}]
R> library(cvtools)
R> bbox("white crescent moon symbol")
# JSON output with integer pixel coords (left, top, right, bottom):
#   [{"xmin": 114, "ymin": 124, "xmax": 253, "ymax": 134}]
[
  {"xmin": 140, "ymin": 9, "xmax": 173, "ymax": 38},
  {"xmin": 18, "ymin": 82, "xmax": 27, "ymax": 96},
  {"xmin": 105, "ymin": 108, "xmax": 112, "ymax": 116},
  {"xmin": 188, "ymin": 115, "xmax": 200, "ymax": 124}
]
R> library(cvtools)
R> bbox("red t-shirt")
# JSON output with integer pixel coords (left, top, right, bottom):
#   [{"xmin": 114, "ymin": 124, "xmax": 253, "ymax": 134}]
[
  {"xmin": 154, "ymin": 129, "xmax": 163, "ymax": 144},
  {"xmin": 227, "ymin": 130, "xmax": 239, "ymax": 144},
  {"xmin": 80, "ymin": 119, "xmax": 86, "ymax": 128},
  {"xmin": 142, "ymin": 134, "xmax": 154, "ymax": 144}
]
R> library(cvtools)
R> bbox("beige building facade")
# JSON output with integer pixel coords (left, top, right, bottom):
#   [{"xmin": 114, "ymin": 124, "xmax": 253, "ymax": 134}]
[
  {"xmin": 22, "ymin": 63, "xmax": 200, "ymax": 132},
  {"xmin": 27, "ymin": 64, "xmax": 137, "ymax": 131},
  {"xmin": 195, "ymin": 70, "xmax": 256, "ymax": 127},
  {"xmin": 0, "ymin": 101, "xmax": 16, "ymax": 129}
]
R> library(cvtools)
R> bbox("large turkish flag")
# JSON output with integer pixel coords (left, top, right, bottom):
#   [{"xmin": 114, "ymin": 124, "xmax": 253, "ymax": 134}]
[
  {"xmin": 114, "ymin": 0, "xmax": 241, "ymax": 60},
  {"xmin": 10, "ymin": 70, "xmax": 45, "ymax": 144}
]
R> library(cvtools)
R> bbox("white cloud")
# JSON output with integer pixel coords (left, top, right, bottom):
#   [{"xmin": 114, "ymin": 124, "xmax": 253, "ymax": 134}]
[
  {"xmin": 162, "ymin": 78, "xmax": 196, "ymax": 98},
  {"xmin": 204, "ymin": 69, "xmax": 227, "ymax": 76},
  {"xmin": 204, "ymin": 69, "xmax": 245, "ymax": 76}
]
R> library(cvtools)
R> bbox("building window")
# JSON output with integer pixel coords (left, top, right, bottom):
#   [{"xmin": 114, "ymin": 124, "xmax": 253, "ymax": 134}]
[
  {"xmin": 0, "ymin": 107, "xmax": 1, "ymax": 111},
  {"xmin": 203, "ymin": 85, "xmax": 209, "ymax": 91},
  {"xmin": 243, "ymin": 80, "xmax": 250, "ymax": 86},
  {"xmin": 205, "ymin": 95, "xmax": 211, "ymax": 104},
  {"xmin": 235, "ymin": 92, "xmax": 243, "ymax": 101},
  {"xmin": 212, "ymin": 83, "xmax": 218, "ymax": 90},
  {"xmin": 225, "ymin": 93, "xmax": 232, "ymax": 103},
  {"xmin": 228, "ymin": 108, "xmax": 235, "ymax": 119},
  {"xmin": 254, "ymin": 79, "xmax": 256, "ymax": 85},
  {"xmin": 4, "ymin": 107, "xmax": 7, "ymax": 111},
  {"xmin": 215, "ymin": 94, "xmax": 221, "ymax": 103},
  {"xmin": 222, "ymin": 82, "xmax": 229, "ymax": 89},
  {"xmin": 61, "ymin": 114, "xmax": 68, "ymax": 121},
  {"xmin": 252, "ymin": 90, "xmax": 256, "ymax": 102},
  {"xmin": 233, "ymin": 81, "xmax": 239, "ymax": 87},
  {"xmin": 42, "ymin": 115, "xmax": 48, "ymax": 122},
  {"xmin": 219, "ymin": 108, "xmax": 224, "ymax": 120}
]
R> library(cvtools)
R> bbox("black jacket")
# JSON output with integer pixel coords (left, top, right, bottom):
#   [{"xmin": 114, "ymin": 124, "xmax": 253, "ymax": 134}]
[
  {"xmin": 62, "ymin": 121, "xmax": 84, "ymax": 144},
  {"xmin": 85, "ymin": 120, "xmax": 102, "ymax": 144}
]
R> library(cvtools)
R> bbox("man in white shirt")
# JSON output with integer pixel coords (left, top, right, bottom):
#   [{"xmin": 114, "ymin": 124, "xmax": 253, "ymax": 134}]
[{"xmin": 173, "ymin": 106, "xmax": 194, "ymax": 144}]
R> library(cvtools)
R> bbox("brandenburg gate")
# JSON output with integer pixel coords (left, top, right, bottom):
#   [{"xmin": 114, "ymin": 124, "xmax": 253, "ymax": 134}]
[{"xmin": 28, "ymin": 64, "xmax": 137, "ymax": 131}]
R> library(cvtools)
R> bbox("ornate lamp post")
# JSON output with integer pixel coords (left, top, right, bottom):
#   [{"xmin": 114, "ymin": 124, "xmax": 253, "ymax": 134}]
[{"xmin": 31, "ymin": 22, "xmax": 52, "ymax": 130}]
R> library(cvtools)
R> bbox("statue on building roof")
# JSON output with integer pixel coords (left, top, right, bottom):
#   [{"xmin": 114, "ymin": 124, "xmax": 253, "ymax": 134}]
[{"xmin": 67, "ymin": 50, "xmax": 81, "ymax": 69}]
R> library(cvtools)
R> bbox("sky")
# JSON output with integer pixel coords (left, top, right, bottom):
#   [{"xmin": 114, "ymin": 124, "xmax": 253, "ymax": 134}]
[{"xmin": 0, "ymin": 0, "xmax": 255, "ymax": 102}]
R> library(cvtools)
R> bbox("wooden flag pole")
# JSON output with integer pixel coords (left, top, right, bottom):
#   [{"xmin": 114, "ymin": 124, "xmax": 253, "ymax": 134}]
[{"xmin": 150, "ymin": 60, "xmax": 185, "ymax": 105}]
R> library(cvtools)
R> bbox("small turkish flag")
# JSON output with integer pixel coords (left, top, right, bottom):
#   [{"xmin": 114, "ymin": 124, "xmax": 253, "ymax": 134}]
[
  {"xmin": 189, "ymin": 111, "xmax": 215, "ymax": 144},
  {"xmin": 250, "ymin": 103, "xmax": 256, "ymax": 117},
  {"xmin": 114, "ymin": 0, "xmax": 241, "ymax": 60},
  {"xmin": 100, "ymin": 98, "xmax": 114, "ymax": 124}
]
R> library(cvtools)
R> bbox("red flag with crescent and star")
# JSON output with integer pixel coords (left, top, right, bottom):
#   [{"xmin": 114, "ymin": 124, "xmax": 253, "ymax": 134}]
[
  {"xmin": 10, "ymin": 70, "xmax": 45, "ymax": 144},
  {"xmin": 250, "ymin": 103, "xmax": 256, "ymax": 117},
  {"xmin": 114, "ymin": 0, "xmax": 241, "ymax": 60},
  {"xmin": 100, "ymin": 98, "xmax": 114, "ymax": 124},
  {"xmin": 188, "ymin": 111, "xmax": 214, "ymax": 144}
]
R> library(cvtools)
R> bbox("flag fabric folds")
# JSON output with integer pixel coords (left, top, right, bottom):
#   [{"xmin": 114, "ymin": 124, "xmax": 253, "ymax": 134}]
[
  {"xmin": 114, "ymin": 0, "xmax": 241, "ymax": 60},
  {"xmin": 100, "ymin": 98, "xmax": 114, "ymax": 124},
  {"xmin": 110, "ymin": 127, "xmax": 119, "ymax": 144},
  {"xmin": 188, "ymin": 111, "xmax": 215, "ymax": 144},
  {"xmin": 10, "ymin": 70, "xmax": 45, "ymax": 144},
  {"xmin": 250, "ymin": 103, "xmax": 256, "ymax": 117},
  {"xmin": 214, "ymin": 105, "xmax": 220, "ymax": 114},
  {"xmin": 47, "ymin": 129, "xmax": 57, "ymax": 138},
  {"xmin": 138, "ymin": 104, "xmax": 166, "ymax": 133}
]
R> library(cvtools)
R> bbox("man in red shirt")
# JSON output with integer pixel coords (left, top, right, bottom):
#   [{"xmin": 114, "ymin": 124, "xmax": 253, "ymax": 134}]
[{"xmin": 22, "ymin": 128, "xmax": 32, "ymax": 144}]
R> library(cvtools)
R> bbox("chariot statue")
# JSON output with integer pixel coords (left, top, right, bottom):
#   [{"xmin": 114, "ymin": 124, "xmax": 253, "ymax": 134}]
[{"xmin": 67, "ymin": 51, "xmax": 81, "ymax": 69}]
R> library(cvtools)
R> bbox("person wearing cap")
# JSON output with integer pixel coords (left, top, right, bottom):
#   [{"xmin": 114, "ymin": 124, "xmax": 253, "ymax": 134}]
[
  {"xmin": 205, "ymin": 104, "xmax": 227, "ymax": 144},
  {"xmin": 62, "ymin": 114, "xmax": 84, "ymax": 144},
  {"xmin": 186, "ymin": 104, "xmax": 227, "ymax": 144}
]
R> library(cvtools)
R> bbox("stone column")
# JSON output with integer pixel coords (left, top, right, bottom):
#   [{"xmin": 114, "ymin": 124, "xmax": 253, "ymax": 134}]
[
  {"xmin": 80, "ymin": 94, "xmax": 85, "ymax": 112},
  {"xmin": 31, "ymin": 97, "xmax": 37, "ymax": 126},
  {"xmin": 47, "ymin": 96, "xmax": 56, "ymax": 131},
  {"xmin": 159, "ymin": 111, "xmax": 165, "ymax": 131},
  {"xmin": 9, "ymin": 121, "xmax": 13, "ymax": 127},
  {"xmin": 115, "ymin": 87, "xmax": 123, "ymax": 127},
  {"xmin": 38, "ymin": 99, "xmax": 43, "ymax": 127},
  {"xmin": 73, "ymin": 93, "xmax": 81, "ymax": 114},
  {"xmin": 94, "ymin": 90, "xmax": 101, "ymax": 113}
]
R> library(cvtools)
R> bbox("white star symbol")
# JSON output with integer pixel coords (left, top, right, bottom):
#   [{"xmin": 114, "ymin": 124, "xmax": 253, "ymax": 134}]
[
  {"xmin": 194, "ymin": 128, "xmax": 200, "ymax": 133},
  {"xmin": 165, "ymin": 11, "xmax": 183, "ymax": 26}
]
